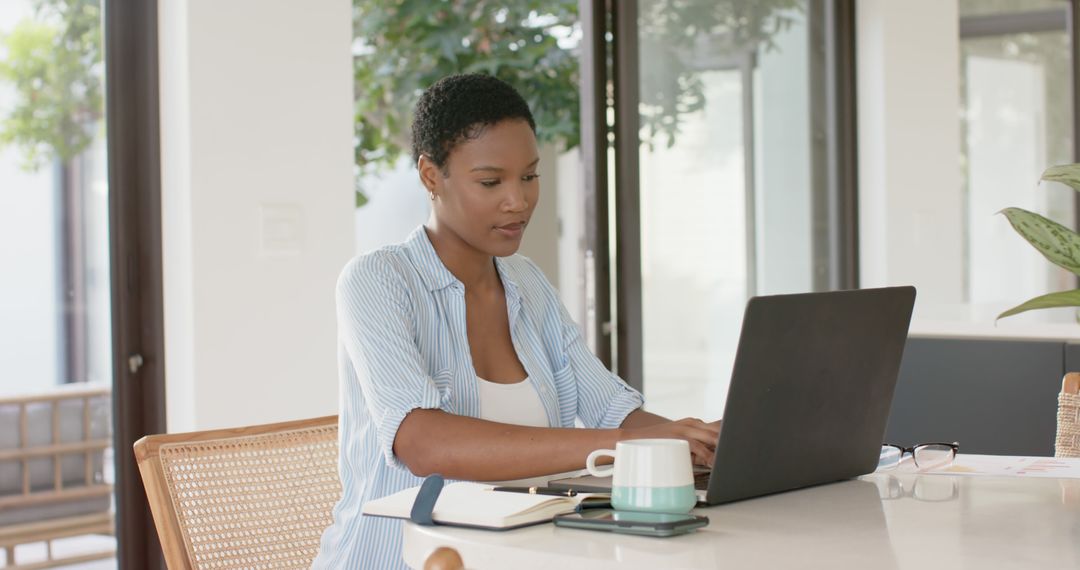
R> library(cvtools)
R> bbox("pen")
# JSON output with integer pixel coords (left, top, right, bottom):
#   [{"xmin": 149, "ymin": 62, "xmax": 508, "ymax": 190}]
[{"xmin": 491, "ymin": 486, "xmax": 577, "ymax": 497}]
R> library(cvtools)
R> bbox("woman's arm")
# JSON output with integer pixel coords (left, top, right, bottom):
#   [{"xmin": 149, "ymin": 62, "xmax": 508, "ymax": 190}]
[
  {"xmin": 620, "ymin": 409, "xmax": 722, "ymax": 465},
  {"xmin": 394, "ymin": 408, "xmax": 720, "ymax": 480},
  {"xmin": 620, "ymin": 408, "xmax": 670, "ymax": 428}
]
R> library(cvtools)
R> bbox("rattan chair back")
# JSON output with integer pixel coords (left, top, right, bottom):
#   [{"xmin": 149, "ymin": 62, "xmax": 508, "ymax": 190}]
[{"xmin": 133, "ymin": 415, "xmax": 340, "ymax": 569}]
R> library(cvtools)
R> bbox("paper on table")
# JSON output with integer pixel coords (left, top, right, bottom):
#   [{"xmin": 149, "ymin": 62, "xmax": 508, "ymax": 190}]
[{"xmin": 911, "ymin": 454, "xmax": 1080, "ymax": 479}]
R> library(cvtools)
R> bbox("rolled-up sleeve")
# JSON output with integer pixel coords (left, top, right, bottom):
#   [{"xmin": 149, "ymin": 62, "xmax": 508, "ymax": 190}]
[
  {"xmin": 560, "ymin": 306, "xmax": 644, "ymax": 429},
  {"xmin": 336, "ymin": 253, "xmax": 447, "ymax": 470}
]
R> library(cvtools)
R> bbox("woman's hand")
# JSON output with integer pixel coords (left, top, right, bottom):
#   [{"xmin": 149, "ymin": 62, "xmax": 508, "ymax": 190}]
[{"xmin": 619, "ymin": 418, "xmax": 721, "ymax": 466}]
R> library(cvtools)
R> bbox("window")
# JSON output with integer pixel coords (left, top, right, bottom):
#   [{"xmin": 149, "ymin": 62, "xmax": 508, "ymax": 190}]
[
  {"xmin": 960, "ymin": 0, "xmax": 1075, "ymax": 326},
  {"xmin": 350, "ymin": 1, "xmax": 587, "ymax": 318},
  {"xmin": 858, "ymin": 0, "xmax": 1077, "ymax": 335}
]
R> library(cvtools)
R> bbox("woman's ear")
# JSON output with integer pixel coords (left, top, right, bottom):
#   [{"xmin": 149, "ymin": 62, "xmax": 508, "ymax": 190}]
[{"xmin": 417, "ymin": 155, "xmax": 441, "ymax": 196}]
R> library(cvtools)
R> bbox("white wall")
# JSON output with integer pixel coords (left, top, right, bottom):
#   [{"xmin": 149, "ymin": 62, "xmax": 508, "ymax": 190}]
[
  {"xmin": 857, "ymin": 0, "xmax": 964, "ymax": 306},
  {"xmin": 158, "ymin": 0, "xmax": 355, "ymax": 432}
]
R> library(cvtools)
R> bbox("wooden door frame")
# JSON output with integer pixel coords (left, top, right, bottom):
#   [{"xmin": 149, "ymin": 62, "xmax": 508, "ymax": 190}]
[{"xmin": 104, "ymin": 0, "xmax": 167, "ymax": 568}]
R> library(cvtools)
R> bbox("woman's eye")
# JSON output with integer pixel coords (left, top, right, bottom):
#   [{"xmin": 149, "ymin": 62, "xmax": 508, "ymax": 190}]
[
  {"xmin": 523, "ymin": 174, "xmax": 540, "ymax": 182},
  {"xmin": 479, "ymin": 179, "xmax": 500, "ymax": 188}
]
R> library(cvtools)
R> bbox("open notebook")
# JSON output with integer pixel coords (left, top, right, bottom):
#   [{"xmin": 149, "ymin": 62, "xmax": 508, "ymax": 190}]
[{"xmin": 362, "ymin": 482, "xmax": 609, "ymax": 530}]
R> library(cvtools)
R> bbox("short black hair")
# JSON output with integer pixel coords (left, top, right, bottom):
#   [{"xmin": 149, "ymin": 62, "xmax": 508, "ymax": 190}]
[{"xmin": 411, "ymin": 73, "xmax": 537, "ymax": 172}]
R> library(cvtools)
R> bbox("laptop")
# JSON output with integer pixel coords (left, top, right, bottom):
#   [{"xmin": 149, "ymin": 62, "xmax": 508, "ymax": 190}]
[{"xmin": 551, "ymin": 286, "xmax": 916, "ymax": 505}]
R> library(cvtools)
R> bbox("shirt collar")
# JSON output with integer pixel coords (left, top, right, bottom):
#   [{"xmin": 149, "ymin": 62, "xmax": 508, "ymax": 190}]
[
  {"xmin": 404, "ymin": 226, "xmax": 522, "ymax": 305},
  {"xmin": 405, "ymin": 226, "xmax": 459, "ymax": 292},
  {"xmin": 494, "ymin": 256, "xmax": 522, "ymax": 307}
]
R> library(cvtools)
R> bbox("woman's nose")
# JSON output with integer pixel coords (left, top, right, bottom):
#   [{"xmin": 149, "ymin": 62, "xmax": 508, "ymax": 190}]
[{"xmin": 502, "ymin": 183, "xmax": 529, "ymax": 212}]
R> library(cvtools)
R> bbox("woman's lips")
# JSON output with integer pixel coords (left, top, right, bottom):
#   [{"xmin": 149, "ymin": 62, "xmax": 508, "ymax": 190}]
[{"xmin": 494, "ymin": 222, "xmax": 526, "ymax": 238}]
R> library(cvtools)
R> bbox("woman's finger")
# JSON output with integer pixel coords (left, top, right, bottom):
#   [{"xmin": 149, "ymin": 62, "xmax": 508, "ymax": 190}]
[
  {"xmin": 689, "ymin": 441, "xmax": 714, "ymax": 466},
  {"xmin": 676, "ymin": 417, "xmax": 721, "ymax": 436},
  {"xmin": 679, "ymin": 425, "xmax": 721, "ymax": 446},
  {"xmin": 694, "ymin": 449, "xmax": 714, "ymax": 467}
]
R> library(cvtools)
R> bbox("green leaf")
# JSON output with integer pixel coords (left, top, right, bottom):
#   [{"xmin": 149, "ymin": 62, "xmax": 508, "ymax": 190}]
[
  {"xmin": 0, "ymin": 0, "xmax": 103, "ymax": 171},
  {"xmin": 1041, "ymin": 164, "xmax": 1080, "ymax": 193},
  {"xmin": 997, "ymin": 289, "xmax": 1080, "ymax": 320},
  {"xmin": 999, "ymin": 207, "xmax": 1080, "ymax": 276},
  {"xmin": 347, "ymin": 0, "xmax": 803, "ymax": 182}
]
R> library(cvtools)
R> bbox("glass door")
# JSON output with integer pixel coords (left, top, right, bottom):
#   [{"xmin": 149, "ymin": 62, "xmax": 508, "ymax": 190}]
[
  {"xmin": 0, "ymin": 0, "xmax": 116, "ymax": 566},
  {"xmin": 615, "ymin": 0, "xmax": 850, "ymax": 420}
]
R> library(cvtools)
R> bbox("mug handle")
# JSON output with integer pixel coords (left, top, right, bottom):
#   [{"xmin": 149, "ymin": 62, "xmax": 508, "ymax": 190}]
[{"xmin": 586, "ymin": 448, "xmax": 617, "ymax": 478}]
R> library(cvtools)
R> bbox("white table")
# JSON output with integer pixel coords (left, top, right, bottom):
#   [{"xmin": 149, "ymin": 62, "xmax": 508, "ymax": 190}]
[{"xmin": 403, "ymin": 472, "xmax": 1080, "ymax": 569}]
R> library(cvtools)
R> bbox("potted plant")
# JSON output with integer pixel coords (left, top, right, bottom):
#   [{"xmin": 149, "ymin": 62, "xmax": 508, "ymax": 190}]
[
  {"xmin": 998, "ymin": 163, "xmax": 1080, "ymax": 320},
  {"xmin": 1000, "ymin": 164, "xmax": 1080, "ymax": 458}
]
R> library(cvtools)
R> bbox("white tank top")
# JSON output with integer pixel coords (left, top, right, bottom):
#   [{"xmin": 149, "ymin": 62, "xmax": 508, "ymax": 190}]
[{"xmin": 476, "ymin": 376, "xmax": 550, "ymax": 427}]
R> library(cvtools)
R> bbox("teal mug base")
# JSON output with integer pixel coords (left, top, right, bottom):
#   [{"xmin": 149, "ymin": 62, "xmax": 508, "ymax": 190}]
[{"xmin": 611, "ymin": 484, "xmax": 697, "ymax": 514}]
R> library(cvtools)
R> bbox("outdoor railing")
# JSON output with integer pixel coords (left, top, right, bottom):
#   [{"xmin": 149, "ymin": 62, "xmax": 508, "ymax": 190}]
[{"xmin": 0, "ymin": 383, "xmax": 114, "ymax": 569}]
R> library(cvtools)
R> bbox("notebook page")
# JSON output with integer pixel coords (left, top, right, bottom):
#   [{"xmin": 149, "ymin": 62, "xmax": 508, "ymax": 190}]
[
  {"xmin": 362, "ymin": 482, "xmax": 575, "ymax": 528},
  {"xmin": 434, "ymin": 483, "xmax": 570, "ymax": 527}
]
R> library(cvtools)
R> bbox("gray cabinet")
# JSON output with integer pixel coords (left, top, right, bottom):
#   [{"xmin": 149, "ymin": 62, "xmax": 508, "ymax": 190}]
[{"xmin": 884, "ymin": 336, "xmax": 1073, "ymax": 456}]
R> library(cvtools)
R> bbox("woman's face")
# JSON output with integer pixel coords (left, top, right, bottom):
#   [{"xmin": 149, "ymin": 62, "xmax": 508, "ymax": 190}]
[{"xmin": 421, "ymin": 119, "xmax": 540, "ymax": 258}]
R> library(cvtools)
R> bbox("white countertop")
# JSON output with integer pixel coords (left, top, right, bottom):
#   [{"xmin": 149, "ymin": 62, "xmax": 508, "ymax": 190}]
[{"xmin": 403, "ymin": 472, "xmax": 1080, "ymax": 569}]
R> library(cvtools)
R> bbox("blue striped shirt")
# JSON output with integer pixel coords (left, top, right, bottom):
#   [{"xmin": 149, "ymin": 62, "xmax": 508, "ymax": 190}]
[{"xmin": 312, "ymin": 226, "xmax": 644, "ymax": 569}]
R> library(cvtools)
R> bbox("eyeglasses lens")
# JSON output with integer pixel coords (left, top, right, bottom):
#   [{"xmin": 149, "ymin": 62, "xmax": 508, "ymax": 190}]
[
  {"xmin": 878, "ymin": 445, "xmax": 903, "ymax": 470},
  {"xmin": 912, "ymin": 444, "xmax": 955, "ymax": 469}
]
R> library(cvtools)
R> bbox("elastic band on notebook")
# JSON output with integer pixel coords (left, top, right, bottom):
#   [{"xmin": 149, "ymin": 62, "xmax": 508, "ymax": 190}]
[{"xmin": 410, "ymin": 474, "xmax": 445, "ymax": 526}]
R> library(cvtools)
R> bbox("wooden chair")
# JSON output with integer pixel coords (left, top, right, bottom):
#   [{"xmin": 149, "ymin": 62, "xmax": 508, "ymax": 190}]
[
  {"xmin": 0, "ymin": 385, "xmax": 114, "ymax": 569},
  {"xmin": 133, "ymin": 416, "xmax": 341, "ymax": 569},
  {"xmin": 1058, "ymin": 373, "xmax": 1080, "ymax": 458}
]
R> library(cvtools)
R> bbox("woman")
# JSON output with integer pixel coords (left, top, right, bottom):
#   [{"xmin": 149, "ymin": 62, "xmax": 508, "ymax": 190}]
[{"xmin": 314, "ymin": 74, "xmax": 720, "ymax": 569}]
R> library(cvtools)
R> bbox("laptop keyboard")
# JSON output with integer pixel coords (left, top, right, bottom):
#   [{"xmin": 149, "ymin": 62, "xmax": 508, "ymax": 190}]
[{"xmin": 694, "ymin": 470, "xmax": 711, "ymax": 491}]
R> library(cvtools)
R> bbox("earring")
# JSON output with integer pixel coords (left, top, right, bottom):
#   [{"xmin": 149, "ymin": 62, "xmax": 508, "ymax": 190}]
[{"xmin": 429, "ymin": 192, "xmax": 436, "ymax": 201}]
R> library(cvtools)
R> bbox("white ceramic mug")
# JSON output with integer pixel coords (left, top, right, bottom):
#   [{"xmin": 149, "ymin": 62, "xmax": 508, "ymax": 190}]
[{"xmin": 586, "ymin": 438, "xmax": 696, "ymax": 513}]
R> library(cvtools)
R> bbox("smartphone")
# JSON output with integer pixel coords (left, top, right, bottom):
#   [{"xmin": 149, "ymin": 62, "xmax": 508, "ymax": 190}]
[{"xmin": 553, "ymin": 509, "xmax": 709, "ymax": 537}]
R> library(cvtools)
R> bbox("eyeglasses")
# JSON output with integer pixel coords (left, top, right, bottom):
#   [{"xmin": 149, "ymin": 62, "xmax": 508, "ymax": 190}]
[{"xmin": 878, "ymin": 442, "xmax": 959, "ymax": 471}]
